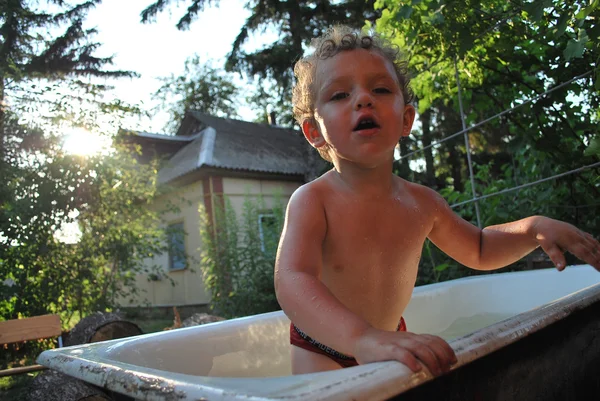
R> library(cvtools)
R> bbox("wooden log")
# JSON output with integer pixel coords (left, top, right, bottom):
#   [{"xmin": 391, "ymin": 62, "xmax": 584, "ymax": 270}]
[
  {"xmin": 64, "ymin": 312, "xmax": 142, "ymax": 347},
  {"xmin": 26, "ymin": 369, "xmax": 113, "ymax": 401}
]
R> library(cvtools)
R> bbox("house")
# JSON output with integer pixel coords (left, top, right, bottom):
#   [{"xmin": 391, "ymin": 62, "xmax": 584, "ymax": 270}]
[{"xmin": 120, "ymin": 111, "xmax": 320, "ymax": 309}]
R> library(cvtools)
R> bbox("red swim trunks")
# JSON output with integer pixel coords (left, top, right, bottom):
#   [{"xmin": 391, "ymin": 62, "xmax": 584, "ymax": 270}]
[{"xmin": 290, "ymin": 317, "xmax": 407, "ymax": 368}]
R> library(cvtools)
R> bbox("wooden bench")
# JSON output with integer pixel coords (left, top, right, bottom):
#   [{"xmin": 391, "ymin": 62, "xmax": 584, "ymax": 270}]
[{"xmin": 0, "ymin": 314, "xmax": 63, "ymax": 377}]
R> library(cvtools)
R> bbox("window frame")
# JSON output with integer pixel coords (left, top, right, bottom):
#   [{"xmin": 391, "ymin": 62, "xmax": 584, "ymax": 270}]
[
  {"xmin": 167, "ymin": 221, "xmax": 187, "ymax": 272},
  {"xmin": 257, "ymin": 213, "xmax": 277, "ymax": 254}
]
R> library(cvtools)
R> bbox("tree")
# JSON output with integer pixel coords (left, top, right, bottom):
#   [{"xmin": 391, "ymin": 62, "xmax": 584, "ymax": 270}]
[
  {"xmin": 0, "ymin": 0, "xmax": 135, "ymax": 132},
  {"xmin": 0, "ymin": 0, "xmax": 138, "ymax": 223},
  {"xmin": 0, "ymin": 111, "xmax": 170, "ymax": 321},
  {"xmin": 378, "ymin": 0, "xmax": 599, "ymax": 190},
  {"xmin": 154, "ymin": 55, "xmax": 240, "ymax": 134},
  {"xmin": 141, "ymin": 0, "xmax": 381, "ymax": 126},
  {"xmin": 377, "ymin": 0, "xmax": 600, "ymax": 281},
  {"xmin": 0, "ymin": 1, "xmax": 172, "ymax": 322}
]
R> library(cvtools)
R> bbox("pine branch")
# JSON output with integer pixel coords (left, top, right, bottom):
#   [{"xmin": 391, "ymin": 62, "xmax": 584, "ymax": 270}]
[
  {"xmin": 23, "ymin": 22, "xmax": 137, "ymax": 80},
  {"xmin": 52, "ymin": 0, "xmax": 101, "ymax": 24},
  {"xmin": 140, "ymin": 0, "xmax": 173, "ymax": 23},
  {"xmin": 177, "ymin": 0, "xmax": 219, "ymax": 30}
]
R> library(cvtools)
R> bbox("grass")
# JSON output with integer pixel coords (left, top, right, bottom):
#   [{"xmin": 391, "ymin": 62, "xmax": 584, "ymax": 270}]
[
  {"xmin": 130, "ymin": 318, "xmax": 174, "ymax": 334},
  {"xmin": 1, "ymin": 374, "xmax": 32, "ymax": 401},
  {"xmin": 0, "ymin": 317, "xmax": 174, "ymax": 401}
]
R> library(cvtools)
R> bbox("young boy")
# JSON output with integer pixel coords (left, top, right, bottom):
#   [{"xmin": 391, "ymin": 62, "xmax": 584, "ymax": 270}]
[{"xmin": 274, "ymin": 26, "xmax": 600, "ymax": 375}]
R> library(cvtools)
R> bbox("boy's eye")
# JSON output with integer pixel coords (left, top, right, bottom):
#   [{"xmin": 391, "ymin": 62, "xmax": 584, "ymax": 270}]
[
  {"xmin": 374, "ymin": 87, "xmax": 392, "ymax": 94},
  {"xmin": 330, "ymin": 92, "xmax": 348, "ymax": 101}
]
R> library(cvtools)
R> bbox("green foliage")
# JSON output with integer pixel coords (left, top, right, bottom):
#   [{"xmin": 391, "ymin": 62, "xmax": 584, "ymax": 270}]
[
  {"xmin": 0, "ymin": 0, "xmax": 178, "ymax": 374},
  {"xmin": 0, "ymin": 117, "xmax": 169, "ymax": 321},
  {"xmin": 199, "ymin": 192, "xmax": 284, "ymax": 318},
  {"xmin": 0, "ymin": 0, "xmax": 133, "ymax": 83},
  {"xmin": 0, "ymin": 0, "xmax": 137, "ymax": 132},
  {"xmin": 0, "ymin": 4, "xmax": 172, "ymax": 374},
  {"xmin": 141, "ymin": 0, "xmax": 381, "ymax": 126},
  {"xmin": 377, "ymin": 0, "xmax": 599, "ymax": 132},
  {"xmin": 141, "ymin": 0, "xmax": 219, "ymax": 30},
  {"xmin": 417, "ymin": 146, "xmax": 600, "ymax": 285},
  {"xmin": 585, "ymin": 136, "xmax": 600, "ymax": 157},
  {"xmin": 154, "ymin": 55, "xmax": 240, "ymax": 134},
  {"xmin": 380, "ymin": 0, "xmax": 599, "ymax": 243},
  {"xmin": 0, "ymin": 372, "xmax": 31, "ymax": 401},
  {"xmin": 246, "ymin": 82, "xmax": 296, "ymax": 128}
]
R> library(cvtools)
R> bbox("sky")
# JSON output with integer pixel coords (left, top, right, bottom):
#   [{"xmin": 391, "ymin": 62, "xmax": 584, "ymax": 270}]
[
  {"xmin": 56, "ymin": 0, "xmax": 276, "ymax": 240},
  {"xmin": 63, "ymin": 0, "xmax": 278, "ymax": 154}
]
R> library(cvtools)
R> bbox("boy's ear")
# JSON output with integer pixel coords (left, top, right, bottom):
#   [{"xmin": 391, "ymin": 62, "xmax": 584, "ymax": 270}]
[
  {"xmin": 302, "ymin": 119, "xmax": 326, "ymax": 148},
  {"xmin": 401, "ymin": 105, "xmax": 416, "ymax": 137}
]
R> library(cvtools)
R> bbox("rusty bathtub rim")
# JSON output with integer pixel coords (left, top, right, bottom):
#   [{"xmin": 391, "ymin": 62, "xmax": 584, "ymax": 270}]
[{"xmin": 36, "ymin": 281, "xmax": 600, "ymax": 401}]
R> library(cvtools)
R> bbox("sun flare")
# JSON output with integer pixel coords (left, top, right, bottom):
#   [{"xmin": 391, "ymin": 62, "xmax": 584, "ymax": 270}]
[{"xmin": 61, "ymin": 127, "xmax": 110, "ymax": 156}]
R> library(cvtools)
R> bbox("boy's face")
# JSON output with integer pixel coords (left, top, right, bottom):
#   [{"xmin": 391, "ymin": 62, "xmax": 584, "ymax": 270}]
[{"xmin": 302, "ymin": 48, "xmax": 415, "ymax": 167}]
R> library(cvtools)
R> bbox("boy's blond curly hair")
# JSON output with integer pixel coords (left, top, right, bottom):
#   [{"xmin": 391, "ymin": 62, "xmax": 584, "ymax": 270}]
[{"xmin": 292, "ymin": 26, "xmax": 414, "ymax": 162}]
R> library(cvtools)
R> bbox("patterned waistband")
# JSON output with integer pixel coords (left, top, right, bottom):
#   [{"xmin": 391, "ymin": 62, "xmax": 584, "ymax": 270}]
[
  {"xmin": 293, "ymin": 318, "xmax": 405, "ymax": 361},
  {"xmin": 292, "ymin": 324, "xmax": 355, "ymax": 360}
]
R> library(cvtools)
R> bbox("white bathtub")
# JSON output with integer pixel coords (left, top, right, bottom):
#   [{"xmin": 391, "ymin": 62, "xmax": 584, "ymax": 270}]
[{"xmin": 38, "ymin": 265, "xmax": 600, "ymax": 400}]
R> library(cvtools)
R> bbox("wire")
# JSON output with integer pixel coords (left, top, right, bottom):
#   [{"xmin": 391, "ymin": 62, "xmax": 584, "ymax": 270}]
[
  {"xmin": 450, "ymin": 161, "xmax": 600, "ymax": 208},
  {"xmin": 399, "ymin": 70, "xmax": 593, "ymax": 160},
  {"xmin": 454, "ymin": 56, "xmax": 482, "ymax": 227}
]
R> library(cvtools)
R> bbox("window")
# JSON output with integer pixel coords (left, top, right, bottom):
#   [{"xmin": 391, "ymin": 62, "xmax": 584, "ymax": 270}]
[
  {"xmin": 258, "ymin": 214, "xmax": 278, "ymax": 255},
  {"xmin": 167, "ymin": 222, "xmax": 186, "ymax": 271}
]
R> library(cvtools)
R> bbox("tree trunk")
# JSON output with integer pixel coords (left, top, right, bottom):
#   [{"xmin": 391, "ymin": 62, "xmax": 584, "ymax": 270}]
[
  {"xmin": 399, "ymin": 138, "xmax": 411, "ymax": 176},
  {"xmin": 64, "ymin": 311, "xmax": 143, "ymax": 347},
  {"xmin": 287, "ymin": 1, "xmax": 305, "ymax": 74},
  {"xmin": 26, "ymin": 313, "xmax": 142, "ymax": 401},
  {"xmin": 447, "ymin": 142, "xmax": 464, "ymax": 192},
  {"xmin": 438, "ymin": 104, "xmax": 464, "ymax": 192},
  {"xmin": 0, "ymin": 78, "xmax": 5, "ymax": 164},
  {"xmin": 420, "ymin": 109, "xmax": 436, "ymax": 187},
  {"xmin": 27, "ymin": 369, "xmax": 112, "ymax": 401}
]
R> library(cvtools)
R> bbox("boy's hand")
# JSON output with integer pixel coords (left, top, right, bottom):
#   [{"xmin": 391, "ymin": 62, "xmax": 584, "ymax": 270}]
[
  {"xmin": 532, "ymin": 217, "xmax": 600, "ymax": 271},
  {"xmin": 353, "ymin": 327, "xmax": 457, "ymax": 376}
]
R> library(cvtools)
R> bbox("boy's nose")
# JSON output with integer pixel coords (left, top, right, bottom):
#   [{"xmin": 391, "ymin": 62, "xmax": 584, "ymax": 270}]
[
  {"xmin": 354, "ymin": 92, "xmax": 374, "ymax": 110},
  {"xmin": 355, "ymin": 101, "xmax": 372, "ymax": 110}
]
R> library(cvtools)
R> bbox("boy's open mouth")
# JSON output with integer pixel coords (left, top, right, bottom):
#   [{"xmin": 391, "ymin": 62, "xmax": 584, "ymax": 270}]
[{"xmin": 353, "ymin": 117, "xmax": 380, "ymax": 132}]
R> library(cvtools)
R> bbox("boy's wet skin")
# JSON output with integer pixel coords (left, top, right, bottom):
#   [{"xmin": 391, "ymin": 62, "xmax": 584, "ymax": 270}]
[
  {"xmin": 275, "ymin": 26, "xmax": 600, "ymax": 376},
  {"xmin": 306, "ymin": 48, "xmax": 426, "ymax": 332},
  {"xmin": 317, "ymin": 175, "xmax": 427, "ymax": 333},
  {"xmin": 278, "ymin": 46, "xmax": 457, "ymax": 375},
  {"xmin": 307, "ymin": 49, "xmax": 411, "ymax": 169}
]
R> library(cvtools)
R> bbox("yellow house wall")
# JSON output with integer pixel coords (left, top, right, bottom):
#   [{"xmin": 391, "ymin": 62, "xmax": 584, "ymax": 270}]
[
  {"xmin": 121, "ymin": 176, "xmax": 301, "ymax": 307},
  {"xmin": 222, "ymin": 177, "xmax": 300, "ymax": 216},
  {"xmin": 120, "ymin": 181, "xmax": 208, "ymax": 307}
]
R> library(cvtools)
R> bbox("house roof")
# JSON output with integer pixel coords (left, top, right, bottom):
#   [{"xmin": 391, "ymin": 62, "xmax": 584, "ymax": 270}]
[{"xmin": 126, "ymin": 112, "xmax": 308, "ymax": 185}]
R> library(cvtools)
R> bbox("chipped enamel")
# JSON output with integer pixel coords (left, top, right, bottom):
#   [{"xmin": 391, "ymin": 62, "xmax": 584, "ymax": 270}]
[{"xmin": 38, "ymin": 265, "xmax": 600, "ymax": 401}]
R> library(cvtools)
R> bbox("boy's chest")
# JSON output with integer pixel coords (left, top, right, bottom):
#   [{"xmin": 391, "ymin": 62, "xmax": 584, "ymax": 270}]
[{"xmin": 322, "ymin": 196, "xmax": 433, "ymax": 267}]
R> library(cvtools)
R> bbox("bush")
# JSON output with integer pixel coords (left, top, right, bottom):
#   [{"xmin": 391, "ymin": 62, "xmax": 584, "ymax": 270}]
[
  {"xmin": 199, "ymin": 192, "xmax": 284, "ymax": 318},
  {"xmin": 417, "ymin": 146, "xmax": 599, "ymax": 285},
  {"xmin": 1, "ymin": 140, "xmax": 170, "ymax": 323}
]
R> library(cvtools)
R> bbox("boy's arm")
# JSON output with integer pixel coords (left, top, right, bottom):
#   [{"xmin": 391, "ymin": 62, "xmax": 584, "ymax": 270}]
[
  {"xmin": 274, "ymin": 185, "xmax": 372, "ymax": 356},
  {"xmin": 275, "ymin": 186, "xmax": 456, "ymax": 375},
  {"xmin": 427, "ymin": 189, "xmax": 600, "ymax": 271}
]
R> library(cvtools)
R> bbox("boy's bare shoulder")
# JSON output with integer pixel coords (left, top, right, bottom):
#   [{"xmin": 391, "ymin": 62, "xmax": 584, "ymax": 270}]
[
  {"xmin": 291, "ymin": 171, "xmax": 336, "ymax": 199},
  {"xmin": 288, "ymin": 171, "xmax": 336, "ymax": 210},
  {"xmin": 394, "ymin": 178, "xmax": 449, "ymax": 215},
  {"xmin": 395, "ymin": 177, "xmax": 444, "ymax": 202}
]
